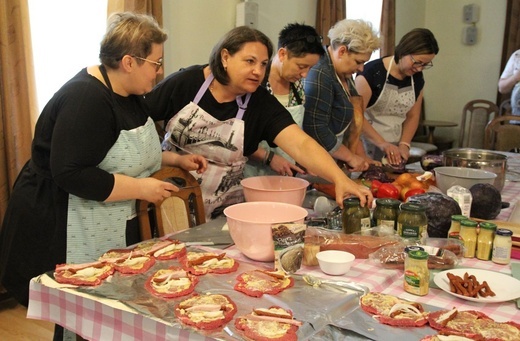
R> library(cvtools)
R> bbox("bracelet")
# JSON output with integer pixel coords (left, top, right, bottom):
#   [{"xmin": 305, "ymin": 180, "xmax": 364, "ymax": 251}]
[
  {"xmin": 265, "ymin": 151, "xmax": 275, "ymax": 166},
  {"xmin": 399, "ymin": 141, "xmax": 411, "ymax": 149}
]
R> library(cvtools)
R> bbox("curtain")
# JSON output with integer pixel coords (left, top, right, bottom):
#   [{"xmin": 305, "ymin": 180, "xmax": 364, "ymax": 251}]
[
  {"xmin": 497, "ymin": 0, "xmax": 520, "ymax": 106},
  {"xmin": 0, "ymin": 0, "xmax": 36, "ymax": 223},
  {"xmin": 108, "ymin": 0, "xmax": 164, "ymax": 83},
  {"xmin": 315, "ymin": 0, "xmax": 346, "ymax": 45},
  {"xmin": 379, "ymin": 0, "xmax": 396, "ymax": 57}
]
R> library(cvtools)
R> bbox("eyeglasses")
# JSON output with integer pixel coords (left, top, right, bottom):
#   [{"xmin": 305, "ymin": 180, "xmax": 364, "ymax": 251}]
[
  {"xmin": 132, "ymin": 56, "xmax": 163, "ymax": 72},
  {"xmin": 284, "ymin": 35, "xmax": 323, "ymax": 46},
  {"xmin": 409, "ymin": 55, "xmax": 433, "ymax": 70}
]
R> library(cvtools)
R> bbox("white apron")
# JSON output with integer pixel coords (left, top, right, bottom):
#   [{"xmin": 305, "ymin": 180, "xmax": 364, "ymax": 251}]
[
  {"xmin": 363, "ymin": 59, "xmax": 416, "ymax": 160},
  {"xmin": 163, "ymin": 74, "xmax": 250, "ymax": 219}
]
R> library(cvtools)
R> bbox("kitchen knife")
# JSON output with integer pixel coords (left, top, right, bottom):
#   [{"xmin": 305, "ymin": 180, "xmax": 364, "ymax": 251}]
[{"xmin": 512, "ymin": 262, "xmax": 520, "ymax": 309}]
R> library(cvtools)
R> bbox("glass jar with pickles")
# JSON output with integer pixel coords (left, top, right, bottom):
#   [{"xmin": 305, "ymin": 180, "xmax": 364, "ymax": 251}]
[
  {"xmin": 373, "ymin": 198, "xmax": 400, "ymax": 234},
  {"xmin": 476, "ymin": 221, "xmax": 496, "ymax": 260},
  {"xmin": 342, "ymin": 197, "xmax": 371, "ymax": 234},
  {"xmin": 459, "ymin": 219, "xmax": 478, "ymax": 258},
  {"xmin": 397, "ymin": 203, "xmax": 427, "ymax": 240}
]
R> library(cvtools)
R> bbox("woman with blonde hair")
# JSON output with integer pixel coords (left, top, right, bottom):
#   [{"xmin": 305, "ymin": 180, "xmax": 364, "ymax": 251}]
[{"xmin": 303, "ymin": 19, "xmax": 380, "ymax": 172}]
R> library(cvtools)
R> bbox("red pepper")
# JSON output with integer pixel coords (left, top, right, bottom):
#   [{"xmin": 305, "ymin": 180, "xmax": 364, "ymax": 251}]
[
  {"xmin": 370, "ymin": 179, "xmax": 382, "ymax": 196},
  {"xmin": 376, "ymin": 183, "xmax": 400, "ymax": 199},
  {"xmin": 403, "ymin": 188, "xmax": 426, "ymax": 201}
]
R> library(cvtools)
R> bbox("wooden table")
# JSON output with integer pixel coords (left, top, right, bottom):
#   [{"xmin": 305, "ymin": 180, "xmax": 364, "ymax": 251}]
[{"xmin": 420, "ymin": 120, "xmax": 458, "ymax": 144}]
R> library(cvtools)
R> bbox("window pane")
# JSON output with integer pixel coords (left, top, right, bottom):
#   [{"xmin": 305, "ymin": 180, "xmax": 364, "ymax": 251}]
[{"xmin": 29, "ymin": 0, "xmax": 108, "ymax": 113}]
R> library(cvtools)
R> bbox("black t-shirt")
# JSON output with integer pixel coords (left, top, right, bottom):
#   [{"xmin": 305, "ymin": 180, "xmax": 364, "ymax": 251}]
[
  {"xmin": 146, "ymin": 65, "xmax": 295, "ymax": 156},
  {"xmin": 357, "ymin": 57, "xmax": 425, "ymax": 108}
]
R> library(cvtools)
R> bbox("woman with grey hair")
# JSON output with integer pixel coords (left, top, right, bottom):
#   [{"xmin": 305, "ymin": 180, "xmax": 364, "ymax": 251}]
[
  {"xmin": 147, "ymin": 25, "xmax": 373, "ymax": 220},
  {"xmin": 303, "ymin": 19, "xmax": 380, "ymax": 171}
]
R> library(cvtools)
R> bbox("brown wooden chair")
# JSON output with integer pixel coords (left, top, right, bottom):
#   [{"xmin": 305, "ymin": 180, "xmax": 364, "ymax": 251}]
[
  {"xmin": 459, "ymin": 99, "xmax": 499, "ymax": 149},
  {"xmin": 484, "ymin": 115, "xmax": 520, "ymax": 151},
  {"xmin": 137, "ymin": 167, "xmax": 205, "ymax": 241}
]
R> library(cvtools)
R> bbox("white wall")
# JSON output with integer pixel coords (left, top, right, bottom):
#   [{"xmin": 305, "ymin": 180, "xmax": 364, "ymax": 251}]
[{"xmin": 162, "ymin": 0, "xmax": 508, "ymax": 147}]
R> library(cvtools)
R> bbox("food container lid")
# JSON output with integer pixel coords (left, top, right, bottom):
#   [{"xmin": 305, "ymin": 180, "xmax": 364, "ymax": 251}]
[
  {"xmin": 400, "ymin": 203, "xmax": 426, "ymax": 212},
  {"xmin": 496, "ymin": 228, "xmax": 513, "ymax": 236},
  {"xmin": 404, "ymin": 245, "xmax": 424, "ymax": 253},
  {"xmin": 375, "ymin": 198, "xmax": 401, "ymax": 208},
  {"xmin": 479, "ymin": 222, "xmax": 497, "ymax": 230},
  {"xmin": 408, "ymin": 250, "xmax": 429, "ymax": 260},
  {"xmin": 460, "ymin": 219, "xmax": 478, "ymax": 227},
  {"xmin": 343, "ymin": 197, "xmax": 360, "ymax": 206},
  {"xmin": 451, "ymin": 214, "xmax": 468, "ymax": 222}
]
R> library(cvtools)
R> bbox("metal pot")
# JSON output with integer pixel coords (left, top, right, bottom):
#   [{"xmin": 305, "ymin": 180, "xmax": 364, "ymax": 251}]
[{"xmin": 442, "ymin": 148, "xmax": 507, "ymax": 192}]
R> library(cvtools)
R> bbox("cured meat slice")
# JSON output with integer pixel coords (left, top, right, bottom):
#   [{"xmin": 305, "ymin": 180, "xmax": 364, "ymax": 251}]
[
  {"xmin": 112, "ymin": 254, "xmax": 155, "ymax": 274},
  {"xmin": 174, "ymin": 294, "xmax": 237, "ymax": 330},
  {"xmin": 235, "ymin": 306, "xmax": 302, "ymax": 341},
  {"xmin": 134, "ymin": 239, "xmax": 187, "ymax": 260},
  {"xmin": 180, "ymin": 251, "xmax": 238, "ymax": 275},
  {"xmin": 359, "ymin": 292, "xmax": 428, "ymax": 327},
  {"xmin": 234, "ymin": 270, "xmax": 294, "ymax": 298},
  {"xmin": 145, "ymin": 266, "xmax": 198, "ymax": 298},
  {"xmin": 54, "ymin": 261, "xmax": 114, "ymax": 286}
]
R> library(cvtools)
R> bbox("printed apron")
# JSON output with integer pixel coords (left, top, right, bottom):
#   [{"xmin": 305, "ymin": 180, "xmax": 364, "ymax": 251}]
[
  {"xmin": 363, "ymin": 58, "xmax": 416, "ymax": 161},
  {"xmin": 66, "ymin": 67, "xmax": 162, "ymax": 264},
  {"xmin": 163, "ymin": 73, "xmax": 250, "ymax": 220}
]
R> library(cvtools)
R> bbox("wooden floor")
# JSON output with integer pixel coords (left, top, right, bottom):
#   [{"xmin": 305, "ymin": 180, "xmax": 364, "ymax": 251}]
[{"xmin": 0, "ymin": 296, "xmax": 54, "ymax": 340}]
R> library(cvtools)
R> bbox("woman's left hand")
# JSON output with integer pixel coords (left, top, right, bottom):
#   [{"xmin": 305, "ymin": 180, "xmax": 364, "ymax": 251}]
[
  {"xmin": 270, "ymin": 154, "xmax": 306, "ymax": 176},
  {"xmin": 176, "ymin": 154, "xmax": 208, "ymax": 174},
  {"xmin": 382, "ymin": 142, "xmax": 402, "ymax": 165}
]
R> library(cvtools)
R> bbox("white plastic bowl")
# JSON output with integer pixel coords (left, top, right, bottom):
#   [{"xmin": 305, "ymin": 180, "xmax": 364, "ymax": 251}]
[
  {"xmin": 316, "ymin": 250, "xmax": 355, "ymax": 276},
  {"xmin": 241, "ymin": 176, "xmax": 310, "ymax": 206},
  {"xmin": 434, "ymin": 166, "xmax": 497, "ymax": 193},
  {"xmin": 224, "ymin": 201, "xmax": 308, "ymax": 262}
]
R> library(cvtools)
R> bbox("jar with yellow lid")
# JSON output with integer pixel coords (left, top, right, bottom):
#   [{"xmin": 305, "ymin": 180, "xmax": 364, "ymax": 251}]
[
  {"xmin": 404, "ymin": 249, "xmax": 429, "ymax": 296},
  {"xmin": 476, "ymin": 222, "xmax": 496, "ymax": 260},
  {"xmin": 397, "ymin": 203, "xmax": 427, "ymax": 240},
  {"xmin": 447, "ymin": 214, "xmax": 467, "ymax": 239},
  {"xmin": 373, "ymin": 198, "xmax": 400, "ymax": 234},
  {"xmin": 342, "ymin": 197, "xmax": 370, "ymax": 234},
  {"xmin": 459, "ymin": 219, "xmax": 478, "ymax": 258}
]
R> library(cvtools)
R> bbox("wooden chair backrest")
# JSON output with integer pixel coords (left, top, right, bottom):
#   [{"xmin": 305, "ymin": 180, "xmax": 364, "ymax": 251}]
[
  {"xmin": 137, "ymin": 167, "xmax": 205, "ymax": 240},
  {"xmin": 484, "ymin": 115, "xmax": 520, "ymax": 151},
  {"xmin": 459, "ymin": 99, "xmax": 499, "ymax": 149}
]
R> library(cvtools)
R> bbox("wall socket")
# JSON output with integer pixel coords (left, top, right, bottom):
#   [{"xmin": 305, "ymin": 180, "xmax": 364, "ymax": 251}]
[
  {"xmin": 463, "ymin": 26, "xmax": 478, "ymax": 45},
  {"xmin": 236, "ymin": 1, "xmax": 258, "ymax": 28},
  {"xmin": 463, "ymin": 4, "xmax": 479, "ymax": 24}
]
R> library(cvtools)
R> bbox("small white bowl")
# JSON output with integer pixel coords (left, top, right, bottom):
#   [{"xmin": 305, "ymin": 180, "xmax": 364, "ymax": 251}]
[{"xmin": 316, "ymin": 250, "xmax": 355, "ymax": 276}]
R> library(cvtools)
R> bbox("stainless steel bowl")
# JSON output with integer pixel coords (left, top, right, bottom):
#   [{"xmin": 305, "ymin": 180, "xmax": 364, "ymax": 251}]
[{"xmin": 442, "ymin": 148, "xmax": 507, "ymax": 192}]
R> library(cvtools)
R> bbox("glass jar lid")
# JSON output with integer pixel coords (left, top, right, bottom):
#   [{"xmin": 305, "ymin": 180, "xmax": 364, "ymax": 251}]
[
  {"xmin": 376, "ymin": 198, "xmax": 401, "ymax": 208},
  {"xmin": 460, "ymin": 219, "xmax": 478, "ymax": 227},
  {"xmin": 400, "ymin": 203, "xmax": 426, "ymax": 212},
  {"xmin": 404, "ymin": 245, "xmax": 424, "ymax": 253},
  {"xmin": 479, "ymin": 222, "xmax": 497, "ymax": 230},
  {"xmin": 451, "ymin": 214, "xmax": 468, "ymax": 222},
  {"xmin": 408, "ymin": 250, "xmax": 429, "ymax": 260},
  {"xmin": 496, "ymin": 228, "xmax": 513, "ymax": 236},
  {"xmin": 343, "ymin": 197, "xmax": 360, "ymax": 207}
]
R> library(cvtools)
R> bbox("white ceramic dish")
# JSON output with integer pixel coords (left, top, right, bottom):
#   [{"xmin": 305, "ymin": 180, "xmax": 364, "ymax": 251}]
[
  {"xmin": 434, "ymin": 268, "xmax": 520, "ymax": 303},
  {"xmin": 316, "ymin": 250, "xmax": 355, "ymax": 276},
  {"xmin": 434, "ymin": 166, "xmax": 496, "ymax": 193}
]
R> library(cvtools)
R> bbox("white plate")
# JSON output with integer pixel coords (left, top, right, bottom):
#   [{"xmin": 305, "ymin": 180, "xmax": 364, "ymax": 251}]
[{"xmin": 434, "ymin": 268, "xmax": 520, "ymax": 303}]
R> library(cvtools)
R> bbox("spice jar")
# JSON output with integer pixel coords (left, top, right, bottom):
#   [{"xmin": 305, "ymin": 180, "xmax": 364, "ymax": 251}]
[
  {"xmin": 447, "ymin": 214, "xmax": 468, "ymax": 239},
  {"xmin": 373, "ymin": 198, "xmax": 400, "ymax": 234},
  {"xmin": 404, "ymin": 249, "xmax": 429, "ymax": 296},
  {"xmin": 492, "ymin": 228, "xmax": 513, "ymax": 265},
  {"xmin": 342, "ymin": 197, "xmax": 370, "ymax": 234},
  {"xmin": 476, "ymin": 222, "xmax": 496, "ymax": 260},
  {"xmin": 397, "ymin": 203, "xmax": 427, "ymax": 240},
  {"xmin": 459, "ymin": 219, "xmax": 478, "ymax": 258}
]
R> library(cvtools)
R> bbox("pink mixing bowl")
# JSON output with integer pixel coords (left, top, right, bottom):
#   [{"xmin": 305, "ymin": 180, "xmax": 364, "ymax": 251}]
[
  {"xmin": 241, "ymin": 176, "xmax": 310, "ymax": 206},
  {"xmin": 224, "ymin": 201, "xmax": 308, "ymax": 262}
]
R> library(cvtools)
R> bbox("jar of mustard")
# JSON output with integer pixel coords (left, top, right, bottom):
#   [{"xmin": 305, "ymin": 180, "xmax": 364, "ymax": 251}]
[
  {"xmin": 404, "ymin": 249, "xmax": 429, "ymax": 296},
  {"xmin": 397, "ymin": 203, "xmax": 427, "ymax": 240},
  {"xmin": 459, "ymin": 219, "xmax": 478, "ymax": 258},
  {"xmin": 373, "ymin": 198, "xmax": 400, "ymax": 234},
  {"xmin": 447, "ymin": 214, "xmax": 467, "ymax": 239},
  {"xmin": 476, "ymin": 222, "xmax": 496, "ymax": 260},
  {"xmin": 342, "ymin": 197, "xmax": 371, "ymax": 234},
  {"xmin": 492, "ymin": 228, "xmax": 513, "ymax": 265}
]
